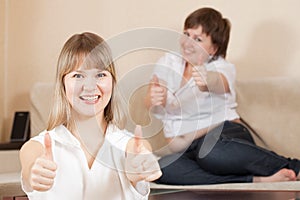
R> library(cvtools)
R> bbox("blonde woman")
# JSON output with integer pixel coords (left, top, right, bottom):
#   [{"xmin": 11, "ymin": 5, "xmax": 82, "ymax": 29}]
[{"xmin": 20, "ymin": 32, "xmax": 161, "ymax": 199}]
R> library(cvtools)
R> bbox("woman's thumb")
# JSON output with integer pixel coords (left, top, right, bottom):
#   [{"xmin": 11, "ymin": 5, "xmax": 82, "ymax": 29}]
[
  {"xmin": 151, "ymin": 75, "xmax": 160, "ymax": 87},
  {"xmin": 44, "ymin": 132, "xmax": 53, "ymax": 160}
]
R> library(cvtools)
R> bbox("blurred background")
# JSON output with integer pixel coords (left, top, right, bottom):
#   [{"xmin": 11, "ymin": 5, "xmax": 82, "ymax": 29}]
[{"xmin": 1, "ymin": 0, "xmax": 299, "ymax": 141}]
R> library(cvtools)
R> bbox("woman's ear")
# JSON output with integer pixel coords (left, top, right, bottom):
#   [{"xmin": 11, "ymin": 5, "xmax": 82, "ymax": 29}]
[{"xmin": 209, "ymin": 45, "xmax": 218, "ymax": 56}]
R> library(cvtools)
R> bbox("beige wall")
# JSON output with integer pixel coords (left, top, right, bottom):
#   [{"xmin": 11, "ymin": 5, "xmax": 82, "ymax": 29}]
[
  {"xmin": 0, "ymin": 0, "xmax": 6, "ymax": 140},
  {"xmin": 1, "ymin": 0, "xmax": 300, "ymax": 140}
]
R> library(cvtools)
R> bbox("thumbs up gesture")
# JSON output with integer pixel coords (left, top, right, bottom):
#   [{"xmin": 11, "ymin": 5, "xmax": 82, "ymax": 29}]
[
  {"xmin": 148, "ymin": 75, "xmax": 167, "ymax": 107},
  {"xmin": 192, "ymin": 65, "xmax": 208, "ymax": 88},
  {"xmin": 30, "ymin": 133, "xmax": 57, "ymax": 191},
  {"xmin": 125, "ymin": 125, "xmax": 162, "ymax": 185}
]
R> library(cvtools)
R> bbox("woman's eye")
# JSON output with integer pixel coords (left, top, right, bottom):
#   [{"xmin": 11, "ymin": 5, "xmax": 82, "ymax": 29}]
[
  {"xmin": 195, "ymin": 38, "xmax": 202, "ymax": 42},
  {"xmin": 73, "ymin": 74, "xmax": 83, "ymax": 78},
  {"xmin": 97, "ymin": 73, "xmax": 106, "ymax": 78},
  {"xmin": 183, "ymin": 32, "xmax": 190, "ymax": 37}
]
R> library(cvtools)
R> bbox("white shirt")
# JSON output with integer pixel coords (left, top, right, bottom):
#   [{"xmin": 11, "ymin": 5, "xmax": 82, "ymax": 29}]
[
  {"xmin": 152, "ymin": 53, "xmax": 239, "ymax": 138},
  {"xmin": 22, "ymin": 124, "xmax": 150, "ymax": 200}
]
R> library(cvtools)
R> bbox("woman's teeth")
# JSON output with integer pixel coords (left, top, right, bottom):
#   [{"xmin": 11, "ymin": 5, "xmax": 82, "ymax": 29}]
[
  {"xmin": 80, "ymin": 95, "xmax": 100, "ymax": 101},
  {"xmin": 184, "ymin": 49, "xmax": 193, "ymax": 54}
]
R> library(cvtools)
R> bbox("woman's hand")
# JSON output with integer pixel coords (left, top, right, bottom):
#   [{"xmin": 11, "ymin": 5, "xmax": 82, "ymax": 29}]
[
  {"xmin": 192, "ymin": 65, "xmax": 208, "ymax": 90},
  {"xmin": 192, "ymin": 69, "xmax": 231, "ymax": 94},
  {"xmin": 125, "ymin": 125, "xmax": 162, "ymax": 186},
  {"xmin": 29, "ymin": 133, "xmax": 57, "ymax": 191},
  {"xmin": 146, "ymin": 75, "xmax": 167, "ymax": 108}
]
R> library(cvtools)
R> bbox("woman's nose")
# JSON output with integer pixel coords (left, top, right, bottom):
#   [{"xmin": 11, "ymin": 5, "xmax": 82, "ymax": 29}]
[
  {"xmin": 183, "ymin": 35, "xmax": 194, "ymax": 46},
  {"xmin": 83, "ymin": 78, "xmax": 97, "ymax": 91}
]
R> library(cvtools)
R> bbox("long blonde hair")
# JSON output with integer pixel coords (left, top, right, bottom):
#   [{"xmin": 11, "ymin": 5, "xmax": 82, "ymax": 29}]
[{"xmin": 47, "ymin": 32, "xmax": 125, "ymax": 132}]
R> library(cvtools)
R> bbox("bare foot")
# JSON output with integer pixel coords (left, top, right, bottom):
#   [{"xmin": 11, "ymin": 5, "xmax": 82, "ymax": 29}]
[{"xmin": 253, "ymin": 169, "xmax": 296, "ymax": 183}]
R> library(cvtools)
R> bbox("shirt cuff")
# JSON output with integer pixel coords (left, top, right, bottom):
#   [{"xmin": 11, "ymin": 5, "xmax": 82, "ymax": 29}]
[
  {"xmin": 129, "ymin": 180, "xmax": 150, "ymax": 199},
  {"xmin": 135, "ymin": 180, "xmax": 150, "ymax": 196}
]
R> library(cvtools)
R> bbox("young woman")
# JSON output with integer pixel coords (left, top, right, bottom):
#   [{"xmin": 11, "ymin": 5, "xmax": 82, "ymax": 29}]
[
  {"xmin": 20, "ymin": 32, "xmax": 161, "ymax": 199},
  {"xmin": 145, "ymin": 7, "xmax": 300, "ymax": 185}
]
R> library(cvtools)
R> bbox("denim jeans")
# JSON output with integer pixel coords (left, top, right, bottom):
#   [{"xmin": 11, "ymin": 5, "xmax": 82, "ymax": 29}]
[{"xmin": 155, "ymin": 121, "xmax": 300, "ymax": 185}]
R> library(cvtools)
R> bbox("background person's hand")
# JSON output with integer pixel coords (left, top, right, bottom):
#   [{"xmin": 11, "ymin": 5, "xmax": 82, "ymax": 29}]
[
  {"xmin": 148, "ymin": 75, "xmax": 167, "ymax": 107},
  {"xmin": 29, "ymin": 133, "xmax": 57, "ymax": 191},
  {"xmin": 192, "ymin": 65, "xmax": 208, "ymax": 87},
  {"xmin": 125, "ymin": 125, "xmax": 162, "ymax": 185}
]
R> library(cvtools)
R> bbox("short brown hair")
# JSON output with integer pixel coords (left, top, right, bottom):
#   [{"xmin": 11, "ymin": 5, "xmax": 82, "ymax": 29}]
[{"xmin": 184, "ymin": 7, "xmax": 231, "ymax": 59}]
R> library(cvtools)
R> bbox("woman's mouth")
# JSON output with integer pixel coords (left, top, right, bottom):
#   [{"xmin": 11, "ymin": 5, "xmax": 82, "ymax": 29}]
[
  {"xmin": 79, "ymin": 95, "xmax": 100, "ymax": 102},
  {"xmin": 183, "ymin": 48, "xmax": 194, "ymax": 54}
]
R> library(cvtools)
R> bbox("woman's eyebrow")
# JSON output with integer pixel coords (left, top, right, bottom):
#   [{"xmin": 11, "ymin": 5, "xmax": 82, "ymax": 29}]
[
  {"xmin": 194, "ymin": 32, "xmax": 204, "ymax": 37},
  {"xmin": 74, "ymin": 69, "xmax": 106, "ymax": 73},
  {"xmin": 73, "ymin": 70, "xmax": 84, "ymax": 73}
]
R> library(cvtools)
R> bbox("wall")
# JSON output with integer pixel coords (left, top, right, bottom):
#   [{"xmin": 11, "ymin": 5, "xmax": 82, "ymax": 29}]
[
  {"xmin": 1, "ymin": 0, "xmax": 300, "ymax": 140},
  {"xmin": 0, "ymin": 0, "xmax": 6, "ymax": 140}
]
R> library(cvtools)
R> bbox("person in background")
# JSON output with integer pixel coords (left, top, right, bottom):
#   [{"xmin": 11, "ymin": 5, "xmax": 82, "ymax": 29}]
[
  {"xmin": 145, "ymin": 7, "xmax": 300, "ymax": 185},
  {"xmin": 20, "ymin": 32, "xmax": 162, "ymax": 199}
]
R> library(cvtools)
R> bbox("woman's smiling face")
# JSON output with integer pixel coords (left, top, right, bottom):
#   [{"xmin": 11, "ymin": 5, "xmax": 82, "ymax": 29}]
[
  {"xmin": 180, "ymin": 25, "xmax": 216, "ymax": 66},
  {"xmin": 64, "ymin": 67, "xmax": 113, "ymax": 119}
]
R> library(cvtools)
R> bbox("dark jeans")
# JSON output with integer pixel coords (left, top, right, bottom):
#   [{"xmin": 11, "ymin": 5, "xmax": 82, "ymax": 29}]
[{"xmin": 155, "ymin": 121, "xmax": 300, "ymax": 185}]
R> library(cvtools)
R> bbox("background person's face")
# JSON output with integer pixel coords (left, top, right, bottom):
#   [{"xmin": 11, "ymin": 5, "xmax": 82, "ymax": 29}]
[{"xmin": 180, "ymin": 26, "xmax": 215, "ymax": 66}]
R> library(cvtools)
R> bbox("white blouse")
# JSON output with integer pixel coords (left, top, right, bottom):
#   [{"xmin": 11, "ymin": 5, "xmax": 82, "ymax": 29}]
[{"xmin": 22, "ymin": 124, "xmax": 150, "ymax": 200}]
